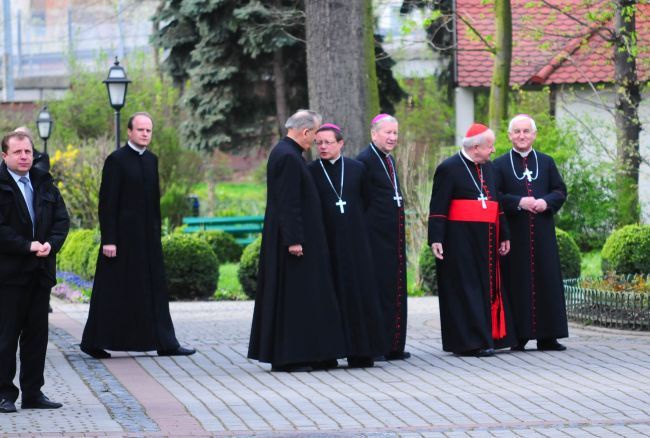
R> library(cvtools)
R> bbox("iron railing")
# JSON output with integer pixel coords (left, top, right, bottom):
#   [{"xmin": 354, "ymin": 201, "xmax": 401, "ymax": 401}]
[{"xmin": 564, "ymin": 276, "xmax": 650, "ymax": 331}]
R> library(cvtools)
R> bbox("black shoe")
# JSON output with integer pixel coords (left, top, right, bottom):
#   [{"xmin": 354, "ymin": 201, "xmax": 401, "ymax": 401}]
[
  {"xmin": 157, "ymin": 346, "xmax": 196, "ymax": 356},
  {"xmin": 21, "ymin": 394, "xmax": 62, "ymax": 409},
  {"xmin": 348, "ymin": 357, "xmax": 374, "ymax": 368},
  {"xmin": 537, "ymin": 340, "xmax": 567, "ymax": 351},
  {"xmin": 311, "ymin": 359, "xmax": 338, "ymax": 371},
  {"xmin": 457, "ymin": 348, "xmax": 495, "ymax": 357},
  {"xmin": 271, "ymin": 363, "xmax": 313, "ymax": 372},
  {"xmin": 385, "ymin": 351, "xmax": 411, "ymax": 360},
  {"xmin": 0, "ymin": 398, "xmax": 17, "ymax": 413},
  {"xmin": 80, "ymin": 346, "xmax": 111, "ymax": 359},
  {"xmin": 511, "ymin": 340, "xmax": 528, "ymax": 351}
]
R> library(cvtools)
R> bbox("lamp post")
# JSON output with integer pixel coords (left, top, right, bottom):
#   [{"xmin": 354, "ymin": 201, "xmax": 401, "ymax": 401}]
[
  {"xmin": 35, "ymin": 105, "xmax": 53, "ymax": 154},
  {"xmin": 103, "ymin": 57, "xmax": 131, "ymax": 150}
]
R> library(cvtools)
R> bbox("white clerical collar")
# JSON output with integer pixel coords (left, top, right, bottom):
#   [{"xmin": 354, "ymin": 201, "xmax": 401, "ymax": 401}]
[
  {"xmin": 460, "ymin": 147, "xmax": 475, "ymax": 163},
  {"xmin": 328, "ymin": 155, "xmax": 341, "ymax": 165},
  {"xmin": 128, "ymin": 141, "xmax": 147, "ymax": 155},
  {"xmin": 513, "ymin": 147, "xmax": 532, "ymax": 158},
  {"xmin": 6, "ymin": 167, "xmax": 29, "ymax": 183}
]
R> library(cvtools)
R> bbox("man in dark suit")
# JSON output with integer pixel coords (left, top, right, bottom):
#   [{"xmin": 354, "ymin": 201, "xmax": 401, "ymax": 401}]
[{"xmin": 0, "ymin": 131, "xmax": 70, "ymax": 413}]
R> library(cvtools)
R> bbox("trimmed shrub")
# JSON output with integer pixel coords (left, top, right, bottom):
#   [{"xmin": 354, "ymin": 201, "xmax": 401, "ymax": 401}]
[
  {"xmin": 601, "ymin": 224, "xmax": 650, "ymax": 275},
  {"xmin": 238, "ymin": 236, "xmax": 262, "ymax": 299},
  {"xmin": 197, "ymin": 230, "xmax": 242, "ymax": 263},
  {"xmin": 57, "ymin": 229, "xmax": 100, "ymax": 280},
  {"xmin": 556, "ymin": 228, "xmax": 581, "ymax": 279},
  {"xmin": 162, "ymin": 234, "xmax": 219, "ymax": 300},
  {"xmin": 418, "ymin": 243, "xmax": 437, "ymax": 295}
]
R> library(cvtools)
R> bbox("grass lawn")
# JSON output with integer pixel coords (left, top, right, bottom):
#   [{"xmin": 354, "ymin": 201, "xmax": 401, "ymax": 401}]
[
  {"xmin": 581, "ymin": 250, "xmax": 602, "ymax": 277},
  {"xmin": 192, "ymin": 182, "xmax": 266, "ymax": 216},
  {"xmin": 214, "ymin": 263, "xmax": 249, "ymax": 300}
]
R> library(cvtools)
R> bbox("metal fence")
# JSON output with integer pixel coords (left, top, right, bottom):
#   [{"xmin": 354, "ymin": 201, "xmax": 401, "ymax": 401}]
[{"xmin": 564, "ymin": 277, "xmax": 650, "ymax": 331}]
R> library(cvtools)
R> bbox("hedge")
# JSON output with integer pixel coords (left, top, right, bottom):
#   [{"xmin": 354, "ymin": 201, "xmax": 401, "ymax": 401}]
[
  {"xmin": 197, "ymin": 230, "xmax": 242, "ymax": 263},
  {"xmin": 601, "ymin": 224, "xmax": 650, "ymax": 275},
  {"xmin": 162, "ymin": 234, "xmax": 219, "ymax": 300},
  {"xmin": 556, "ymin": 228, "xmax": 581, "ymax": 279},
  {"xmin": 238, "ymin": 236, "xmax": 262, "ymax": 299},
  {"xmin": 57, "ymin": 229, "xmax": 100, "ymax": 280},
  {"xmin": 418, "ymin": 243, "xmax": 437, "ymax": 295}
]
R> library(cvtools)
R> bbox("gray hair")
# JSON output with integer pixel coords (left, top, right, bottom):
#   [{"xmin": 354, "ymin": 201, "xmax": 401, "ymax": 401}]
[
  {"xmin": 462, "ymin": 129, "xmax": 495, "ymax": 149},
  {"xmin": 508, "ymin": 114, "xmax": 537, "ymax": 132},
  {"xmin": 370, "ymin": 115, "xmax": 399, "ymax": 132},
  {"xmin": 285, "ymin": 109, "xmax": 322, "ymax": 131}
]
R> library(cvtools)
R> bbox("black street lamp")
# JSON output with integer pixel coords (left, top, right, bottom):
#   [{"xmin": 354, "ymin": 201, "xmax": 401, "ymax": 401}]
[
  {"xmin": 36, "ymin": 105, "xmax": 53, "ymax": 154},
  {"xmin": 103, "ymin": 57, "xmax": 131, "ymax": 150}
]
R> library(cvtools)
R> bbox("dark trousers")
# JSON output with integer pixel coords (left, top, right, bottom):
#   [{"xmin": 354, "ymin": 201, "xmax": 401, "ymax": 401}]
[{"xmin": 0, "ymin": 278, "xmax": 50, "ymax": 402}]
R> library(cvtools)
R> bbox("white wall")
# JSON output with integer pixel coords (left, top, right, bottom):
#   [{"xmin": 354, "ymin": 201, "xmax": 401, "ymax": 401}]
[{"xmin": 555, "ymin": 86, "xmax": 650, "ymax": 223}]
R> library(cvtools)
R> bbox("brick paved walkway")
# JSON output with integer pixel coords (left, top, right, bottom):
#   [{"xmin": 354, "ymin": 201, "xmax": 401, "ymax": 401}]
[{"xmin": 1, "ymin": 297, "xmax": 650, "ymax": 437}]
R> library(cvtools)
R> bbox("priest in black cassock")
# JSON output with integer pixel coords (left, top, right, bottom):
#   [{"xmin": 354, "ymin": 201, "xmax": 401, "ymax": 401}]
[
  {"xmin": 428, "ymin": 123, "xmax": 516, "ymax": 357},
  {"xmin": 356, "ymin": 114, "xmax": 409, "ymax": 361},
  {"xmin": 80, "ymin": 112, "xmax": 195, "ymax": 359},
  {"xmin": 248, "ymin": 110, "xmax": 346, "ymax": 372},
  {"xmin": 494, "ymin": 115, "xmax": 568, "ymax": 352},
  {"xmin": 307, "ymin": 123, "xmax": 386, "ymax": 368}
]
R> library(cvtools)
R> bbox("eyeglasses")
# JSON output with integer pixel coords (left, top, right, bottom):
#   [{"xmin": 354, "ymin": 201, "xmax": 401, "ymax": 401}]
[{"xmin": 314, "ymin": 140, "xmax": 338, "ymax": 146}]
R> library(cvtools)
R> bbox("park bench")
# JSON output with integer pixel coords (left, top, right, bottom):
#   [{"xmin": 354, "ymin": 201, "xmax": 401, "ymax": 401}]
[{"xmin": 182, "ymin": 215, "xmax": 264, "ymax": 246}]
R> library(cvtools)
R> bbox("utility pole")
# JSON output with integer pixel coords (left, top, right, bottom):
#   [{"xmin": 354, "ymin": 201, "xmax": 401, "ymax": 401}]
[{"xmin": 2, "ymin": 0, "xmax": 15, "ymax": 101}]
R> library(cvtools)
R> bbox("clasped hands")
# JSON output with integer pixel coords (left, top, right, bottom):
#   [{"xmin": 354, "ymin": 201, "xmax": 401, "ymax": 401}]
[
  {"xmin": 519, "ymin": 196, "xmax": 547, "ymax": 213},
  {"xmin": 30, "ymin": 241, "xmax": 51, "ymax": 257}
]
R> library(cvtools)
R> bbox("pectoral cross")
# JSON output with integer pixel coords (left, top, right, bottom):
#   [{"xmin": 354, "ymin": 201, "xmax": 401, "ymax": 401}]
[
  {"xmin": 523, "ymin": 168, "xmax": 533, "ymax": 182},
  {"xmin": 393, "ymin": 193, "xmax": 403, "ymax": 207},
  {"xmin": 478, "ymin": 193, "xmax": 488, "ymax": 209},
  {"xmin": 336, "ymin": 199, "xmax": 347, "ymax": 214}
]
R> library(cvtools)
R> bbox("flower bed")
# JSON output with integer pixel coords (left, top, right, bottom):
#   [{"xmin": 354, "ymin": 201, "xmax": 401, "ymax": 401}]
[
  {"xmin": 564, "ymin": 274, "xmax": 650, "ymax": 330},
  {"xmin": 53, "ymin": 271, "xmax": 93, "ymax": 303}
]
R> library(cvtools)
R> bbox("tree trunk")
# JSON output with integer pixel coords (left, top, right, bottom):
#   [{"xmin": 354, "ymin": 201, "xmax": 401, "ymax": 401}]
[
  {"xmin": 273, "ymin": 49, "xmax": 289, "ymax": 138},
  {"xmin": 614, "ymin": 0, "xmax": 641, "ymax": 226},
  {"xmin": 488, "ymin": 0, "xmax": 512, "ymax": 132},
  {"xmin": 305, "ymin": 0, "xmax": 379, "ymax": 156}
]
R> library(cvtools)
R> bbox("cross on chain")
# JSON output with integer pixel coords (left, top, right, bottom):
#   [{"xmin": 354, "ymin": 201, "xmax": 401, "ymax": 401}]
[
  {"xmin": 336, "ymin": 199, "xmax": 347, "ymax": 214},
  {"xmin": 523, "ymin": 168, "xmax": 533, "ymax": 182},
  {"xmin": 393, "ymin": 193, "xmax": 403, "ymax": 207},
  {"xmin": 477, "ymin": 193, "xmax": 488, "ymax": 209}
]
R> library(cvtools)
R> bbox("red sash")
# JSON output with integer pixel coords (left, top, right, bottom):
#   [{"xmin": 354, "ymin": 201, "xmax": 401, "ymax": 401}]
[{"xmin": 447, "ymin": 199, "xmax": 506, "ymax": 339}]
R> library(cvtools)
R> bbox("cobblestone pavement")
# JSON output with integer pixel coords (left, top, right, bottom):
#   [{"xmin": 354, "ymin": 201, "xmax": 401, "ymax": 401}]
[{"xmin": 1, "ymin": 297, "xmax": 650, "ymax": 437}]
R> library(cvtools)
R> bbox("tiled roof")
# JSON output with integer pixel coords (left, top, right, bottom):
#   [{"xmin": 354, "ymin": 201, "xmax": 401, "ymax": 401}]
[{"xmin": 455, "ymin": 0, "xmax": 650, "ymax": 87}]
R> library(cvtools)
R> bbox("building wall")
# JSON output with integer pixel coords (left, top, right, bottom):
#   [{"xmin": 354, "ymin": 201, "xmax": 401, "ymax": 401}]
[{"xmin": 555, "ymin": 86, "xmax": 650, "ymax": 224}]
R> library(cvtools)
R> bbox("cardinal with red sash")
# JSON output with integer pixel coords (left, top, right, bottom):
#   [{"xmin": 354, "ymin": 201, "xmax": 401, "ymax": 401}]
[{"xmin": 428, "ymin": 124, "xmax": 517, "ymax": 357}]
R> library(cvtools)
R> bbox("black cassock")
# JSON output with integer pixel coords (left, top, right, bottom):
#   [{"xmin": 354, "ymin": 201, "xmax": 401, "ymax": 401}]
[
  {"xmin": 494, "ymin": 149, "xmax": 568, "ymax": 341},
  {"xmin": 248, "ymin": 138, "xmax": 346, "ymax": 366},
  {"xmin": 81, "ymin": 146, "xmax": 179, "ymax": 352},
  {"xmin": 428, "ymin": 152, "xmax": 516, "ymax": 353},
  {"xmin": 307, "ymin": 157, "xmax": 387, "ymax": 358},
  {"xmin": 356, "ymin": 144, "xmax": 407, "ymax": 355}
]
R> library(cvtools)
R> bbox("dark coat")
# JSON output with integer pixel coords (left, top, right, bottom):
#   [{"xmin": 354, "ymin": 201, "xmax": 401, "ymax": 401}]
[
  {"xmin": 81, "ymin": 145, "xmax": 179, "ymax": 352},
  {"xmin": 494, "ymin": 150, "xmax": 568, "ymax": 340},
  {"xmin": 428, "ymin": 152, "xmax": 516, "ymax": 353},
  {"xmin": 356, "ymin": 144, "xmax": 407, "ymax": 354},
  {"xmin": 308, "ymin": 157, "xmax": 387, "ymax": 358},
  {"xmin": 32, "ymin": 150, "xmax": 51, "ymax": 173},
  {"xmin": 248, "ymin": 137, "xmax": 346, "ymax": 366},
  {"xmin": 0, "ymin": 162, "xmax": 69, "ymax": 287}
]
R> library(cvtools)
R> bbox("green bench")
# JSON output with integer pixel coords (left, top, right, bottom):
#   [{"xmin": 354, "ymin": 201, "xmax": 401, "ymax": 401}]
[{"xmin": 182, "ymin": 215, "xmax": 264, "ymax": 246}]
